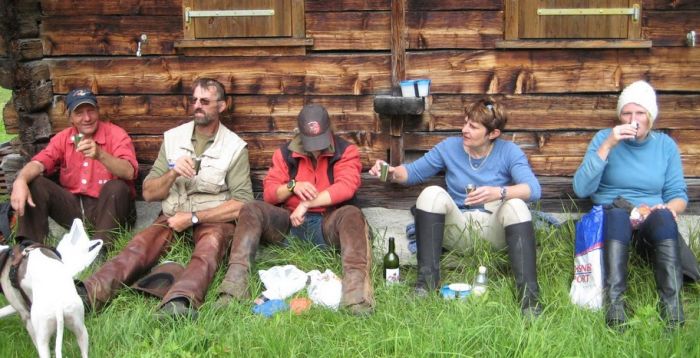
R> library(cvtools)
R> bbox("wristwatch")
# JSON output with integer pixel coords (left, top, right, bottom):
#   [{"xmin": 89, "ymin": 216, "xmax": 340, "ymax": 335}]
[
  {"xmin": 191, "ymin": 212, "xmax": 200, "ymax": 225},
  {"xmin": 287, "ymin": 179, "xmax": 296, "ymax": 193},
  {"xmin": 499, "ymin": 187, "xmax": 507, "ymax": 200}
]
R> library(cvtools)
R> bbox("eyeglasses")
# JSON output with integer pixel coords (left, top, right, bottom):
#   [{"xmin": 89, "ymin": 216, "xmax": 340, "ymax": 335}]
[{"xmin": 188, "ymin": 97, "xmax": 220, "ymax": 106}]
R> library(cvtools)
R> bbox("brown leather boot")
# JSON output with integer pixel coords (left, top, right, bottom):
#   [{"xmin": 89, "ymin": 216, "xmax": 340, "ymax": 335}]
[
  {"xmin": 324, "ymin": 205, "xmax": 374, "ymax": 315},
  {"xmin": 82, "ymin": 215, "xmax": 173, "ymax": 311},
  {"xmin": 215, "ymin": 202, "xmax": 289, "ymax": 308},
  {"xmin": 160, "ymin": 222, "xmax": 233, "ymax": 309}
]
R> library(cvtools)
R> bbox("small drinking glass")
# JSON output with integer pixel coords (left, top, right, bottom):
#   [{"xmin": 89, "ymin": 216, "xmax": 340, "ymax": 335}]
[
  {"xmin": 193, "ymin": 156, "xmax": 202, "ymax": 175},
  {"xmin": 72, "ymin": 133, "xmax": 83, "ymax": 147},
  {"xmin": 465, "ymin": 184, "xmax": 476, "ymax": 208},
  {"xmin": 379, "ymin": 162, "xmax": 390, "ymax": 182}
]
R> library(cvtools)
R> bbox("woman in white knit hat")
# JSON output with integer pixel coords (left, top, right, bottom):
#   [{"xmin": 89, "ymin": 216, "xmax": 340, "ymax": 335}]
[{"xmin": 573, "ymin": 80, "xmax": 689, "ymax": 328}]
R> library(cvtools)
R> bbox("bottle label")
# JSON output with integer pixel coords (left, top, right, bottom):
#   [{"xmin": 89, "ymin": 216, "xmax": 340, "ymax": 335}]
[{"xmin": 385, "ymin": 268, "xmax": 400, "ymax": 284}]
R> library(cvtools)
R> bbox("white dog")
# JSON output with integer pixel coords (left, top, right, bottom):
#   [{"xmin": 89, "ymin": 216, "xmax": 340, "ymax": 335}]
[{"xmin": 0, "ymin": 219, "xmax": 97, "ymax": 358}]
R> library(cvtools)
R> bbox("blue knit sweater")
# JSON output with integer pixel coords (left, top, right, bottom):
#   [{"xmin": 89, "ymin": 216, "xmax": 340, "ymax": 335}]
[
  {"xmin": 573, "ymin": 129, "xmax": 688, "ymax": 207},
  {"xmin": 404, "ymin": 137, "xmax": 541, "ymax": 207}
]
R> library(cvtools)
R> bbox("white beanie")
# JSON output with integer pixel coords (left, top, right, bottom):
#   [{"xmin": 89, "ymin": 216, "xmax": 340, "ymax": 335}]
[{"xmin": 617, "ymin": 80, "xmax": 658, "ymax": 127}]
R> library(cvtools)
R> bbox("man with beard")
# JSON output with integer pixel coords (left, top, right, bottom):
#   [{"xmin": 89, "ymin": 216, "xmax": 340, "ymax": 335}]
[
  {"xmin": 77, "ymin": 78, "xmax": 254, "ymax": 318},
  {"xmin": 10, "ymin": 88, "xmax": 137, "ymax": 248}
]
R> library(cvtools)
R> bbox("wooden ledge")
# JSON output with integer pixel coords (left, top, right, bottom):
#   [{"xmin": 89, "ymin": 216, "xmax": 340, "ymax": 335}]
[{"xmin": 496, "ymin": 39, "xmax": 652, "ymax": 49}]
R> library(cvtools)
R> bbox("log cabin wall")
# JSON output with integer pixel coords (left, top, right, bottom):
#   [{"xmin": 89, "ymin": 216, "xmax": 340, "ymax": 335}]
[{"xmin": 1, "ymin": 0, "xmax": 699, "ymax": 212}]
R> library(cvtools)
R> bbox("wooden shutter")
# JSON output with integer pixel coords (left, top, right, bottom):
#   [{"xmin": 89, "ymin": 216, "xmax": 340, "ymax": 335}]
[
  {"xmin": 192, "ymin": 0, "xmax": 292, "ymax": 38},
  {"xmin": 507, "ymin": 0, "xmax": 641, "ymax": 40}
]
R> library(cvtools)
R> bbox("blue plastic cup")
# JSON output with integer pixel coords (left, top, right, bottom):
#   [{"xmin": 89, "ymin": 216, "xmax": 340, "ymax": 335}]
[
  {"xmin": 416, "ymin": 79, "xmax": 431, "ymax": 97},
  {"xmin": 400, "ymin": 80, "xmax": 417, "ymax": 97}
]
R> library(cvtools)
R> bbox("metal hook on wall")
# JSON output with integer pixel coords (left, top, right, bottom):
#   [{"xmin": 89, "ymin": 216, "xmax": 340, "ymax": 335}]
[{"xmin": 136, "ymin": 33, "xmax": 148, "ymax": 56}]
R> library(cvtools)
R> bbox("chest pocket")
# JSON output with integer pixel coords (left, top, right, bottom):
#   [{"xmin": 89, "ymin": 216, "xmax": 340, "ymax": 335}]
[{"xmin": 193, "ymin": 159, "xmax": 228, "ymax": 194}]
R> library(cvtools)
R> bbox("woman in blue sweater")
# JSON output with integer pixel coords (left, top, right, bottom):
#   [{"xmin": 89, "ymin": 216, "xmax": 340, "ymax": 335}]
[
  {"xmin": 370, "ymin": 97, "xmax": 542, "ymax": 317},
  {"xmin": 573, "ymin": 80, "xmax": 688, "ymax": 328}
]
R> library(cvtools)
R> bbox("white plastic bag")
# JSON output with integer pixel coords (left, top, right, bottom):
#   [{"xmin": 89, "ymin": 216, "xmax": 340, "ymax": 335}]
[
  {"xmin": 307, "ymin": 269, "xmax": 342, "ymax": 310},
  {"xmin": 258, "ymin": 265, "xmax": 308, "ymax": 300},
  {"xmin": 56, "ymin": 219, "xmax": 103, "ymax": 278},
  {"xmin": 570, "ymin": 206, "xmax": 605, "ymax": 310}
]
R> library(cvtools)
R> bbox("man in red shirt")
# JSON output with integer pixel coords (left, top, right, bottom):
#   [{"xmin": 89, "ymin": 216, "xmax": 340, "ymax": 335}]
[
  {"xmin": 215, "ymin": 104, "xmax": 374, "ymax": 314},
  {"xmin": 10, "ymin": 89, "xmax": 138, "ymax": 248}
]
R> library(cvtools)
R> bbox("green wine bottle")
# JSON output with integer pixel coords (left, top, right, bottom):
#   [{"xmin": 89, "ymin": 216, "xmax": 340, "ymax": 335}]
[{"xmin": 383, "ymin": 237, "xmax": 400, "ymax": 284}]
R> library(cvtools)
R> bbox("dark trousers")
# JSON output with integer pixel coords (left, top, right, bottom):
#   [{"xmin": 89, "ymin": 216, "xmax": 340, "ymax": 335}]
[
  {"xmin": 604, "ymin": 207, "xmax": 678, "ymax": 246},
  {"xmin": 16, "ymin": 176, "xmax": 135, "ymax": 247}
]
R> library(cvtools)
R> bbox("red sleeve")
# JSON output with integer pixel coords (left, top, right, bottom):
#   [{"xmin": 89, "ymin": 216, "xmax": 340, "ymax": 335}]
[
  {"xmin": 32, "ymin": 130, "xmax": 69, "ymax": 175},
  {"xmin": 262, "ymin": 149, "xmax": 290, "ymax": 204},
  {"xmin": 108, "ymin": 124, "xmax": 139, "ymax": 178},
  {"xmin": 326, "ymin": 144, "xmax": 361, "ymax": 204}
]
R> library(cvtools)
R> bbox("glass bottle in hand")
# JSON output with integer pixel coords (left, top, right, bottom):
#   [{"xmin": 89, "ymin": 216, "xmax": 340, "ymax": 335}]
[{"xmin": 384, "ymin": 237, "xmax": 400, "ymax": 285}]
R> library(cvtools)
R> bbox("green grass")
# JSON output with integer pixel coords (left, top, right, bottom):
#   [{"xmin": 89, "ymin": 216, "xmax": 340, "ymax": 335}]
[
  {"xmin": 1, "ymin": 221, "xmax": 699, "ymax": 357},
  {"xmin": 0, "ymin": 87, "xmax": 17, "ymax": 144}
]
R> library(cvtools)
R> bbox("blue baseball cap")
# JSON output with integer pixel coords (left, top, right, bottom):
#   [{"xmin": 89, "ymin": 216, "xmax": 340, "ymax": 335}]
[{"xmin": 66, "ymin": 89, "xmax": 97, "ymax": 113}]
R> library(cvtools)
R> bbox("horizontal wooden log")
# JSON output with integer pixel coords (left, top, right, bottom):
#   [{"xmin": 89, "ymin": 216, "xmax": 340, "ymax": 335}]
[
  {"xmin": 175, "ymin": 46, "xmax": 308, "ymax": 57},
  {"xmin": 645, "ymin": 0, "xmax": 700, "ymax": 10},
  {"xmin": 47, "ymin": 55, "xmax": 392, "ymax": 95},
  {"xmin": 48, "ymin": 95, "xmax": 381, "ymax": 134},
  {"xmin": 427, "ymin": 94, "xmax": 700, "ymax": 131},
  {"xmin": 12, "ymin": 39, "xmax": 43, "ymax": 61},
  {"xmin": 2, "ymin": 100, "xmax": 18, "ymax": 134},
  {"xmin": 408, "ymin": 0, "xmax": 502, "ymax": 11},
  {"xmin": 305, "ymin": 0, "xmax": 501, "ymax": 12},
  {"xmin": 305, "ymin": 0, "xmax": 390, "ymax": 11},
  {"xmin": 15, "ymin": 60, "xmax": 50, "ymax": 88},
  {"xmin": 14, "ymin": 81, "xmax": 52, "ymax": 112},
  {"xmin": 44, "ymin": 93, "xmax": 700, "ymax": 137},
  {"xmin": 645, "ymin": 11, "xmax": 700, "ymax": 47},
  {"xmin": 41, "ymin": 16, "xmax": 180, "ymax": 56},
  {"xmin": 407, "ymin": 10, "xmax": 502, "ymax": 49},
  {"xmin": 668, "ymin": 130, "xmax": 700, "ymax": 155},
  {"xmin": 307, "ymin": 11, "xmax": 390, "ymax": 51},
  {"xmin": 406, "ymin": 48, "xmax": 700, "ymax": 94},
  {"xmin": 40, "ymin": 0, "xmax": 181, "ymax": 15}
]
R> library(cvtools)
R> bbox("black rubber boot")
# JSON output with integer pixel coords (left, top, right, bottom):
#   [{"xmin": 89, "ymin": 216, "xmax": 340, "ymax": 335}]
[
  {"xmin": 653, "ymin": 239, "xmax": 685, "ymax": 327},
  {"xmin": 604, "ymin": 239, "xmax": 629, "ymax": 328},
  {"xmin": 413, "ymin": 209, "xmax": 445, "ymax": 296},
  {"xmin": 505, "ymin": 221, "xmax": 542, "ymax": 318}
]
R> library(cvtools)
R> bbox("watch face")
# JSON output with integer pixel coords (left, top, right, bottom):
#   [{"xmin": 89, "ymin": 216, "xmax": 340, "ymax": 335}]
[{"xmin": 287, "ymin": 180, "xmax": 295, "ymax": 189}]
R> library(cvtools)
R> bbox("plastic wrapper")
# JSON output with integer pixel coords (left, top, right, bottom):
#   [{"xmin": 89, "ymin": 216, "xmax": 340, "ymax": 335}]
[
  {"xmin": 306, "ymin": 269, "xmax": 342, "ymax": 310},
  {"xmin": 258, "ymin": 265, "xmax": 308, "ymax": 300}
]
